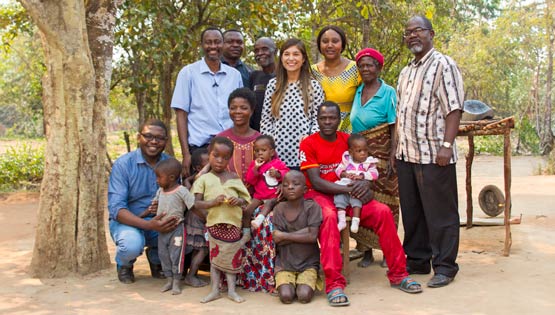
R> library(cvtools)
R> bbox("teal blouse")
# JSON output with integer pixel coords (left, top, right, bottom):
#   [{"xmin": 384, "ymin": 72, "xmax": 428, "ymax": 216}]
[{"xmin": 350, "ymin": 79, "xmax": 397, "ymax": 134}]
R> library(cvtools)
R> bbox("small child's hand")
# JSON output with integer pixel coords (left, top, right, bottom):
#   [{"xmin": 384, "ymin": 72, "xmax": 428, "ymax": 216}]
[
  {"xmin": 226, "ymin": 196, "xmax": 244, "ymax": 206},
  {"xmin": 213, "ymin": 195, "xmax": 226, "ymax": 206},
  {"xmin": 140, "ymin": 200, "xmax": 158, "ymax": 218},
  {"xmin": 268, "ymin": 167, "xmax": 280, "ymax": 179},
  {"xmin": 354, "ymin": 173, "xmax": 364, "ymax": 180},
  {"xmin": 254, "ymin": 158, "xmax": 265, "ymax": 168}
]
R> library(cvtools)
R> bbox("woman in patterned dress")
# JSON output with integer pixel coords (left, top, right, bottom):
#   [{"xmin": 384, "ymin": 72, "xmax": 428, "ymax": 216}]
[
  {"xmin": 217, "ymin": 88, "xmax": 260, "ymax": 184},
  {"xmin": 260, "ymin": 38, "xmax": 325, "ymax": 170},
  {"xmin": 312, "ymin": 25, "xmax": 361, "ymax": 133}
]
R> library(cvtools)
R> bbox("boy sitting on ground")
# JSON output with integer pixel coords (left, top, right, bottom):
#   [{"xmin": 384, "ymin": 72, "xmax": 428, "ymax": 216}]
[{"xmin": 272, "ymin": 170, "xmax": 322, "ymax": 304}]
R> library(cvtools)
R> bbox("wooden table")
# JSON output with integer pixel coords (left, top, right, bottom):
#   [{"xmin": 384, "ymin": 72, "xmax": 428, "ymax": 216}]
[{"xmin": 458, "ymin": 117, "xmax": 515, "ymax": 256}]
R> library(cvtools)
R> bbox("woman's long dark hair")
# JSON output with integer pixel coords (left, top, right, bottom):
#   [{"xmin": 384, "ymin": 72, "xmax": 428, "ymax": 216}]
[{"xmin": 270, "ymin": 38, "xmax": 314, "ymax": 118}]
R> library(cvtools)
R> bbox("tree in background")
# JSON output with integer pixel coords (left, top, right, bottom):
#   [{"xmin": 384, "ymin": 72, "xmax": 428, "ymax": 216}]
[
  {"xmin": 17, "ymin": 0, "xmax": 116, "ymax": 277},
  {"xmin": 112, "ymin": 0, "xmax": 299, "ymax": 155},
  {"xmin": 447, "ymin": 0, "xmax": 554, "ymax": 155},
  {"xmin": 0, "ymin": 3, "xmax": 44, "ymax": 137}
]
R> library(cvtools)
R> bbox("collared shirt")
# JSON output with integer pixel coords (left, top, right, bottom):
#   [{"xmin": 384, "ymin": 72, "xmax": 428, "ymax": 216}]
[
  {"xmin": 108, "ymin": 149, "xmax": 169, "ymax": 221},
  {"xmin": 171, "ymin": 58, "xmax": 243, "ymax": 147},
  {"xmin": 395, "ymin": 48, "xmax": 464, "ymax": 164},
  {"xmin": 350, "ymin": 78, "xmax": 397, "ymax": 133},
  {"xmin": 222, "ymin": 58, "xmax": 252, "ymax": 88}
]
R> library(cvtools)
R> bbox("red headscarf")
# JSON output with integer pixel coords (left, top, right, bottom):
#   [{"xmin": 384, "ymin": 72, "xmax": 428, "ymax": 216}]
[{"xmin": 355, "ymin": 48, "xmax": 384, "ymax": 67}]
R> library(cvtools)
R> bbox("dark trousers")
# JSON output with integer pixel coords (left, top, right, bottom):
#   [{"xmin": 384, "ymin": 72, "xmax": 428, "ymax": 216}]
[{"xmin": 396, "ymin": 160, "xmax": 460, "ymax": 278}]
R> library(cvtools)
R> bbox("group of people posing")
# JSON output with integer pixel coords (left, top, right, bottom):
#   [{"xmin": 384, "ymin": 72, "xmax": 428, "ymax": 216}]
[{"xmin": 107, "ymin": 15, "xmax": 464, "ymax": 307}]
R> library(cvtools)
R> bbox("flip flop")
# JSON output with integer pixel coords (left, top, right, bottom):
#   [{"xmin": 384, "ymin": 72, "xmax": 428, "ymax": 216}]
[
  {"xmin": 327, "ymin": 288, "xmax": 350, "ymax": 307},
  {"xmin": 391, "ymin": 277, "xmax": 423, "ymax": 294}
]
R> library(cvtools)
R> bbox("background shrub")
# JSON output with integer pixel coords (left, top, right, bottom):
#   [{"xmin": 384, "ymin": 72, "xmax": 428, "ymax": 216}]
[{"xmin": 0, "ymin": 143, "xmax": 44, "ymax": 191}]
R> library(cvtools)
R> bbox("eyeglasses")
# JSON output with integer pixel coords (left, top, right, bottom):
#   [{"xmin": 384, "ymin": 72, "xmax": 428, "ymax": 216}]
[
  {"xmin": 140, "ymin": 133, "xmax": 168, "ymax": 142},
  {"xmin": 403, "ymin": 28, "xmax": 431, "ymax": 38}
]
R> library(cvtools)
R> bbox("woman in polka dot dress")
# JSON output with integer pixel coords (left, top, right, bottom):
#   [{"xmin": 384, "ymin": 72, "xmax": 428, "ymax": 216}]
[{"xmin": 260, "ymin": 38, "xmax": 325, "ymax": 170}]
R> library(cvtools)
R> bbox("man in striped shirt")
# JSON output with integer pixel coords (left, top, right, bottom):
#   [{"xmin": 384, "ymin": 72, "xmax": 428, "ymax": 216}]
[{"xmin": 393, "ymin": 15, "xmax": 464, "ymax": 288}]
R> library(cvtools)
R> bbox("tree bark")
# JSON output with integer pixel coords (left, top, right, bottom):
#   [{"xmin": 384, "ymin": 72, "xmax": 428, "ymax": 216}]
[
  {"xmin": 540, "ymin": 0, "xmax": 554, "ymax": 155},
  {"xmin": 19, "ymin": 0, "xmax": 116, "ymax": 277}
]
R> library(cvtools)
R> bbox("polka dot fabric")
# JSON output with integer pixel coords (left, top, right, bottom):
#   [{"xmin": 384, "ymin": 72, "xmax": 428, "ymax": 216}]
[{"xmin": 260, "ymin": 78, "xmax": 324, "ymax": 168}]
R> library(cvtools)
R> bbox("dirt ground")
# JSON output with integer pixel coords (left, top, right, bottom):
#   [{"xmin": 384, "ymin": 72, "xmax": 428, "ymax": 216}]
[{"xmin": 0, "ymin": 155, "xmax": 554, "ymax": 315}]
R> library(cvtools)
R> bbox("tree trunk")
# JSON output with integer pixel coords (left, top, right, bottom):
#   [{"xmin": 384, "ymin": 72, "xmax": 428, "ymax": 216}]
[
  {"xmin": 361, "ymin": 9, "xmax": 371, "ymax": 48},
  {"xmin": 160, "ymin": 53, "xmax": 180, "ymax": 156},
  {"xmin": 19, "ymin": 0, "xmax": 115, "ymax": 277},
  {"xmin": 541, "ymin": 0, "xmax": 554, "ymax": 155}
]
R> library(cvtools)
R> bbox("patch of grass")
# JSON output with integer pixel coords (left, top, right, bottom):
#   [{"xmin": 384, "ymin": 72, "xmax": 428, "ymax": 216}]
[
  {"xmin": 535, "ymin": 152, "xmax": 555, "ymax": 175},
  {"xmin": 0, "ymin": 143, "xmax": 45, "ymax": 192}
]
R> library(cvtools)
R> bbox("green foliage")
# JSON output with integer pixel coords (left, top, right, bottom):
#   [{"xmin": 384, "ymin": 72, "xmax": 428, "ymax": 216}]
[
  {"xmin": 516, "ymin": 116, "xmax": 541, "ymax": 155},
  {"xmin": 0, "ymin": 2, "xmax": 45, "ymax": 137},
  {"xmin": 0, "ymin": 143, "xmax": 44, "ymax": 191},
  {"xmin": 474, "ymin": 135, "xmax": 504, "ymax": 155},
  {"xmin": 0, "ymin": 1, "xmax": 33, "ymax": 52}
]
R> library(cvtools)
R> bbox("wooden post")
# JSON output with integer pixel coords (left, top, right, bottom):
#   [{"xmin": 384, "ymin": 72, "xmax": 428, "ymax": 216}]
[
  {"xmin": 466, "ymin": 136, "xmax": 475, "ymax": 228},
  {"xmin": 503, "ymin": 129, "xmax": 512, "ymax": 256},
  {"xmin": 341, "ymin": 221, "xmax": 351, "ymax": 281}
]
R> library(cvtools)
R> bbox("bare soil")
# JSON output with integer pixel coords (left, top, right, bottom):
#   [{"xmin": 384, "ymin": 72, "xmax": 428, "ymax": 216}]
[{"xmin": 0, "ymin": 155, "xmax": 554, "ymax": 315}]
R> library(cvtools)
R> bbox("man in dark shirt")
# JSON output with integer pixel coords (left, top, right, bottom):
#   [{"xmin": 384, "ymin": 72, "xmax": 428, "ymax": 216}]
[
  {"xmin": 222, "ymin": 29, "xmax": 252, "ymax": 87},
  {"xmin": 249, "ymin": 37, "xmax": 277, "ymax": 131}
]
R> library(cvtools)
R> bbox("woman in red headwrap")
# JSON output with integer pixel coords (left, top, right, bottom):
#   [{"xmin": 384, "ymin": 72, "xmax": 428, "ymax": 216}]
[
  {"xmin": 349, "ymin": 47, "xmax": 400, "ymax": 268},
  {"xmin": 351, "ymin": 48, "xmax": 396, "ymax": 137}
]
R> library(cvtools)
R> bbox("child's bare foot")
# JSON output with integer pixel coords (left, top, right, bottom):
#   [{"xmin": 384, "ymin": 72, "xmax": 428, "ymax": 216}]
[
  {"xmin": 161, "ymin": 278, "xmax": 173, "ymax": 292},
  {"xmin": 171, "ymin": 278, "xmax": 182, "ymax": 295},
  {"xmin": 200, "ymin": 291, "xmax": 222, "ymax": 303},
  {"xmin": 184, "ymin": 275, "xmax": 208, "ymax": 287},
  {"xmin": 227, "ymin": 291, "xmax": 245, "ymax": 303}
]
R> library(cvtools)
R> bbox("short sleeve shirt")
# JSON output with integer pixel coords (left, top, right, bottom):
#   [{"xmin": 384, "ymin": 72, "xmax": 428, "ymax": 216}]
[
  {"xmin": 170, "ymin": 58, "xmax": 243, "ymax": 147},
  {"xmin": 299, "ymin": 132, "xmax": 349, "ymax": 189},
  {"xmin": 154, "ymin": 186, "xmax": 196, "ymax": 221},
  {"xmin": 350, "ymin": 79, "xmax": 397, "ymax": 133},
  {"xmin": 191, "ymin": 172, "xmax": 251, "ymax": 228},
  {"xmin": 273, "ymin": 199, "xmax": 322, "ymax": 273},
  {"xmin": 395, "ymin": 49, "xmax": 464, "ymax": 164}
]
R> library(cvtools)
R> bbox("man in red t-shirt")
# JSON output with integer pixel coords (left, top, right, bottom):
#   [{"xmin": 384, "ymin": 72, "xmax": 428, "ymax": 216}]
[{"xmin": 299, "ymin": 102, "xmax": 422, "ymax": 305}]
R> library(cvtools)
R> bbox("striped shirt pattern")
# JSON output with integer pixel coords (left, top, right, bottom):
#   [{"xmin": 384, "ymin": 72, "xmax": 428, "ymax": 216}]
[{"xmin": 395, "ymin": 49, "xmax": 464, "ymax": 164}]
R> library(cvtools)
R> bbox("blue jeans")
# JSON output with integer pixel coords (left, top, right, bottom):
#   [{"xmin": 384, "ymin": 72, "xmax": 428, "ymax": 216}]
[{"xmin": 109, "ymin": 218, "xmax": 160, "ymax": 267}]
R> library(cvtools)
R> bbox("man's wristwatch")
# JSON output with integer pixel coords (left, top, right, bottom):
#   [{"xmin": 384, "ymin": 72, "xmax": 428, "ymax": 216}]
[{"xmin": 442, "ymin": 141, "xmax": 452, "ymax": 149}]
